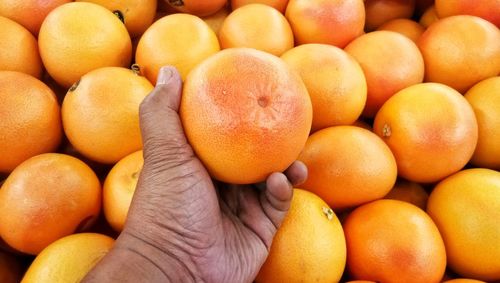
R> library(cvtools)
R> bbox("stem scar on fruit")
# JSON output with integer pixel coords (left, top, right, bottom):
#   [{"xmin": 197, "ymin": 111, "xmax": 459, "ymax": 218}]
[
  {"xmin": 322, "ymin": 207, "xmax": 334, "ymax": 221},
  {"xmin": 69, "ymin": 79, "xmax": 81, "ymax": 92},
  {"xmin": 382, "ymin": 123, "xmax": 392, "ymax": 138},
  {"xmin": 131, "ymin": 64, "xmax": 141, "ymax": 76},
  {"xmin": 168, "ymin": 0, "xmax": 184, "ymax": 7},
  {"xmin": 113, "ymin": 10, "xmax": 125, "ymax": 23}
]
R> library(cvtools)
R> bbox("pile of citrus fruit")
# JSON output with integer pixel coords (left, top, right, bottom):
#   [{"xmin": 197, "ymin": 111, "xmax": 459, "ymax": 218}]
[{"xmin": 0, "ymin": 0, "xmax": 499, "ymax": 282}]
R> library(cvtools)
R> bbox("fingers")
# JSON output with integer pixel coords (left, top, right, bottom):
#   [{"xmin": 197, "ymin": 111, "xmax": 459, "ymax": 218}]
[
  {"xmin": 284, "ymin": 161, "xmax": 308, "ymax": 187},
  {"xmin": 259, "ymin": 173, "xmax": 294, "ymax": 235}
]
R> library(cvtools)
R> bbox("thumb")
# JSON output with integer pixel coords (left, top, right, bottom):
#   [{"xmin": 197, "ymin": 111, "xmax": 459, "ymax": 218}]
[{"xmin": 139, "ymin": 66, "xmax": 193, "ymax": 169}]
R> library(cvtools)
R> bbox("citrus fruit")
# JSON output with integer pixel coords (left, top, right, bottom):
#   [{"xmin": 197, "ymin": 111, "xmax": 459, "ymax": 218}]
[
  {"xmin": 76, "ymin": 0, "xmax": 157, "ymax": 38},
  {"xmin": 136, "ymin": 13, "xmax": 220, "ymax": 82},
  {"xmin": 0, "ymin": 251, "xmax": 23, "ymax": 283},
  {"xmin": 103, "ymin": 150, "xmax": 143, "ymax": 232},
  {"xmin": 373, "ymin": 83, "xmax": 478, "ymax": 183},
  {"xmin": 364, "ymin": 0, "xmax": 416, "ymax": 31},
  {"xmin": 0, "ymin": 71, "xmax": 62, "ymax": 173},
  {"xmin": 435, "ymin": 0, "xmax": 500, "ymax": 27},
  {"xmin": 298, "ymin": 126, "xmax": 397, "ymax": 210},
  {"xmin": 377, "ymin": 18, "xmax": 426, "ymax": 43},
  {"xmin": 202, "ymin": 5, "xmax": 230, "ymax": 33},
  {"xmin": 417, "ymin": 15, "xmax": 500, "ymax": 93},
  {"xmin": 443, "ymin": 280, "xmax": 487, "ymax": 283},
  {"xmin": 62, "ymin": 67, "xmax": 153, "ymax": 164},
  {"xmin": 22, "ymin": 233, "xmax": 114, "ymax": 283},
  {"xmin": 464, "ymin": 77, "xmax": 500, "ymax": 170},
  {"xmin": 384, "ymin": 180, "xmax": 428, "ymax": 210},
  {"xmin": 255, "ymin": 189, "xmax": 346, "ymax": 283},
  {"xmin": 0, "ymin": 153, "xmax": 101, "ymax": 255},
  {"xmin": 285, "ymin": 0, "xmax": 365, "ymax": 48},
  {"xmin": 352, "ymin": 120, "xmax": 372, "ymax": 131},
  {"xmin": 38, "ymin": 2, "xmax": 132, "ymax": 88},
  {"xmin": 219, "ymin": 4, "xmax": 293, "ymax": 56},
  {"xmin": 344, "ymin": 199, "xmax": 447, "ymax": 283},
  {"xmin": 180, "ymin": 48, "xmax": 312, "ymax": 184},
  {"xmin": 415, "ymin": 0, "xmax": 433, "ymax": 16},
  {"xmin": 345, "ymin": 31, "xmax": 425, "ymax": 117},
  {"xmin": 0, "ymin": 0, "xmax": 70, "ymax": 35},
  {"xmin": 0, "ymin": 16, "xmax": 42, "ymax": 78},
  {"xmin": 419, "ymin": 5, "xmax": 439, "ymax": 27},
  {"xmin": 166, "ymin": 0, "xmax": 227, "ymax": 16},
  {"xmin": 232, "ymin": 0, "xmax": 289, "ymax": 13},
  {"xmin": 427, "ymin": 168, "xmax": 500, "ymax": 281},
  {"xmin": 281, "ymin": 44, "xmax": 367, "ymax": 131}
]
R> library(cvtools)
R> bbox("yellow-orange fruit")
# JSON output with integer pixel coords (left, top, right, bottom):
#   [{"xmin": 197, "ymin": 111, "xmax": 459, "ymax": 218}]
[
  {"xmin": 384, "ymin": 180, "xmax": 428, "ymax": 210},
  {"xmin": 202, "ymin": 5, "xmax": 230, "ymax": 33},
  {"xmin": 0, "ymin": 71, "xmax": 62, "ymax": 173},
  {"xmin": 165, "ymin": 0, "xmax": 227, "ymax": 16},
  {"xmin": 377, "ymin": 18, "xmax": 426, "ymax": 43},
  {"xmin": 373, "ymin": 83, "xmax": 478, "ymax": 183},
  {"xmin": 0, "ymin": 154, "xmax": 101, "ymax": 255},
  {"xmin": 428, "ymin": 169, "xmax": 500, "ymax": 281},
  {"xmin": 419, "ymin": 5, "xmax": 439, "ymax": 27},
  {"xmin": 231, "ymin": 0, "xmax": 289, "ymax": 13},
  {"xmin": 181, "ymin": 48, "xmax": 312, "ymax": 184},
  {"xmin": 364, "ymin": 0, "xmax": 416, "ymax": 31},
  {"xmin": 435, "ymin": 0, "xmax": 500, "ymax": 27},
  {"xmin": 417, "ymin": 15, "xmax": 500, "ymax": 93},
  {"xmin": 285, "ymin": 0, "xmax": 365, "ymax": 48}
]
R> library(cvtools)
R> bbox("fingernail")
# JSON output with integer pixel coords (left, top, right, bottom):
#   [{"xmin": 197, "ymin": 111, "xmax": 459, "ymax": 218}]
[{"xmin": 157, "ymin": 67, "xmax": 173, "ymax": 85}]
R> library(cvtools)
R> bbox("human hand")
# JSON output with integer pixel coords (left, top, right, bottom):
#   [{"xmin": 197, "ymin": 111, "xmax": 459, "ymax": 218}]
[{"xmin": 84, "ymin": 67, "xmax": 307, "ymax": 283}]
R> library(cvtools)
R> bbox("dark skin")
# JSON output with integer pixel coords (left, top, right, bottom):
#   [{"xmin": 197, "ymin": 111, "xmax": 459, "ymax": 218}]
[{"xmin": 83, "ymin": 67, "xmax": 308, "ymax": 283}]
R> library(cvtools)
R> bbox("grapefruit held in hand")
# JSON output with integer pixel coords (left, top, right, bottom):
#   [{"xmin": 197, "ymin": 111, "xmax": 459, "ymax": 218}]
[{"xmin": 180, "ymin": 48, "xmax": 312, "ymax": 184}]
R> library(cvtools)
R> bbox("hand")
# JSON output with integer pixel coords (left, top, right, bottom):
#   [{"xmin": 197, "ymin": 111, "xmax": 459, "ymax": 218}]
[{"xmin": 84, "ymin": 67, "xmax": 307, "ymax": 283}]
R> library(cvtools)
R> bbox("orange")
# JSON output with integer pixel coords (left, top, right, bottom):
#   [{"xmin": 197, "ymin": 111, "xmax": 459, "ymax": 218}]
[
  {"xmin": 344, "ymin": 199, "xmax": 447, "ymax": 283},
  {"xmin": 103, "ymin": 150, "xmax": 143, "ymax": 232},
  {"xmin": 435, "ymin": 0, "xmax": 500, "ymax": 27},
  {"xmin": 298, "ymin": 126, "xmax": 397, "ymax": 210},
  {"xmin": 255, "ymin": 189, "xmax": 346, "ymax": 283},
  {"xmin": 285, "ymin": 0, "xmax": 365, "ymax": 48},
  {"xmin": 377, "ymin": 18, "xmax": 426, "ymax": 43},
  {"xmin": 415, "ymin": 0, "xmax": 433, "ymax": 16},
  {"xmin": 419, "ymin": 5, "xmax": 439, "ymax": 28},
  {"xmin": 352, "ymin": 119, "xmax": 372, "ymax": 131},
  {"xmin": 38, "ymin": 2, "xmax": 132, "ymax": 88},
  {"xmin": 384, "ymin": 180, "xmax": 428, "ymax": 210},
  {"xmin": 0, "ymin": 251, "xmax": 23, "ymax": 283},
  {"xmin": 181, "ymin": 48, "xmax": 312, "ymax": 184},
  {"xmin": 0, "ymin": 71, "xmax": 62, "ymax": 173},
  {"xmin": 0, "ymin": 16, "xmax": 42, "ymax": 78},
  {"xmin": 22, "ymin": 233, "xmax": 114, "ymax": 283},
  {"xmin": 165, "ymin": 0, "xmax": 227, "ymax": 16},
  {"xmin": 281, "ymin": 44, "xmax": 366, "ymax": 131},
  {"xmin": 465, "ymin": 77, "xmax": 500, "ymax": 170},
  {"xmin": 443, "ymin": 280, "xmax": 487, "ymax": 283},
  {"xmin": 202, "ymin": 5, "xmax": 230, "ymax": 33},
  {"xmin": 76, "ymin": 0, "xmax": 157, "ymax": 38},
  {"xmin": 418, "ymin": 15, "xmax": 500, "ymax": 93},
  {"xmin": 0, "ymin": 0, "xmax": 70, "ymax": 35},
  {"xmin": 231, "ymin": 0, "xmax": 289, "ymax": 13},
  {"xmin": 136, "ymin": 13, "xmax": 220, "ymax": 82},
  {"xmin": 62, "ymin": 67, "xmax": 153, "ymax": 164},
  {"xmin": 219, "ymin": 4, "xmax": 293, "ymax": 56},
  {"xmin": 428, "ymin": 169, "xmax": 500, "ymax": 281},
  {"xmin": 0, "ymin": 153, "xmax": 101, "ymax": 255},
  {"xmin": 364, "ymin": 0, "xmax": 416, "ymax": 31},
  {"xmin": 374, "ymin": 83, "xmax": 478, "ymax": 183},
  {"xmin": 345, "ymin": 31, "xmax": 425, "ymax": 117}
]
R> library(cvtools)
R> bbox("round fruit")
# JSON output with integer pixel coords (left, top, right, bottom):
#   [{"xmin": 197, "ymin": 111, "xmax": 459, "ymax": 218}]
[
  {"xmin": 384, "ymin": 180, "xmax": 428, "ymax": 210},
  {"xmin": 427, "ymin": 169, "xmax": 500, "ymax": 281},
  {"xmin": 38, "ymin": 2, "xmax": 132, "ymax": 88},
  {"xmin": 419, "ymin": 5, "xmax": 439, "ymax": 27},
  {"xmin": 345, "ymin": 31, "xmax": 424, "ymax": 117},
  {"xmin": 298, "ymin": 126, "xmax": 397, "ymax": 210},
  {"xmin": 0, "ymin": 71, "xmax": 62, "ymax": 173},
  {"xmin": 464, "ymin": 77, "xmax": 500, "ymax": 170},
  {"xmin": 76, "ymin": 0, "xmax": 157, "ymax": 38},
  {"xmin": 0, "ymin": 153, "xmax": 101, "ymax": 255},
  {"xmin": 62, "ymin": 67, "xmax": 153, "ymax": 164},
  {"xmin": 281, "ymin": 44, "xmax": 366, "ymax": 131},
  {"xmin": 136, "ymin": 13, "xmax": 220, "ymax": 82},
  {"xmin": 0, "ymin": 16, "xmax": 42, "ymax": 78},
  {"xmin": 435, "ymin": 0, "xmax": 500, "ymax": 27},
  {"xmin": 344, "ymin": 199, "xmax": 447, "ymax": 283},
  {"xmin": 203, "ymin": 5, "xmax": 230, "ymax": 33},
  {"xmin": 418, "ymin": 15, "xmax": 500, "ymax": 93},
  {"xmin": 103, "ymin": 150, "xmax": 143, "ymax": 232},
  {"xmin": 22, "ymin": 233, "xmax": 114, "ymax": 283},
  {"xmin": 377, "ymin": 18, "xmax": 426, "ymax": 43},
  {"xmin": 285, "ymin": 0, "xmax": 365, "ymax": 48},
  {"xmin": 255, "ymin": 189, "xmax": 346, "ymax": 283},
  {"xmin": 0, "ymin": 251, "xmax": 23, "ymax": 283},
  {"xmin": 0, "ymin": 0, "xmax": 70, "ymax": 35},
  {"xmin": 231, "ymin": 0, "xmax": 289, "ymax": 13},
  {"xmin": 181, "ymin": 48, "xmax": 312, "ymax": 184},
  {"xmin": 219, "ymin": 4, "xmax": 293, "ymax": 56},
  {"xmin": 373, "ymin": 83, "xmax": 478, "ymax": 183},
  {"xmin": 364, "ymin": 0, "xmax": 416, "ymax": 31},
  {"xmin": 166, "ymin": 0, "xmax": 227, "ymax": 16},
  {"xmin": 443, "ymin": 280, "xmax": 487, "ymax": 283}
]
